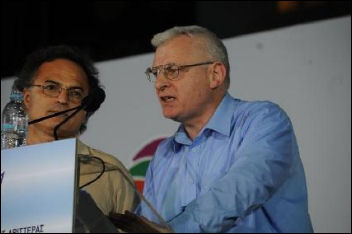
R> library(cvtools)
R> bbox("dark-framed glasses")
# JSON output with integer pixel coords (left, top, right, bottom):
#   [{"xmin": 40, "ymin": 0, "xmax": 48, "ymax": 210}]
[
  {"xmin": 145, "ymin": 61, "xmax": 214, "ymax": 82},
  {"xmin": 30, "ymin": 83, "xmax": 85, "ymax": 104}
]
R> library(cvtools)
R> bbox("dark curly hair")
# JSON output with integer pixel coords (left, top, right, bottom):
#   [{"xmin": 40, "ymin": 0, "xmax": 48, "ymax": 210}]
[{"xmin": 14, "ymin": 45, "xmax": 103, "ymax": 134}]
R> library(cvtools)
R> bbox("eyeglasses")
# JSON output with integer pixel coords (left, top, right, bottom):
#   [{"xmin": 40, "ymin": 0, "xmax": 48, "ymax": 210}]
[
  {"xmin": 30, "ymin": 83, "xmax": 85, "ymax": 104},
  {"xmin": 145, "ymin": 61, "xmax": 214, "ymax": 82}
]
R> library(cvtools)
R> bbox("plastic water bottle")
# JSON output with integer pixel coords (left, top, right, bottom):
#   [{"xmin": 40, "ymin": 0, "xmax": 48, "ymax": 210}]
[{"xmin": 1, "ymin": 88, "xmax": 28, "ymax": 150}]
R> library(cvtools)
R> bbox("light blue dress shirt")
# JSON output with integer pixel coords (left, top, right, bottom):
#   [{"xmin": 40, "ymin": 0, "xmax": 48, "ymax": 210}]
[{"xmin": 140, "ymin": 93, "xmax": 313, "ymax": 233}]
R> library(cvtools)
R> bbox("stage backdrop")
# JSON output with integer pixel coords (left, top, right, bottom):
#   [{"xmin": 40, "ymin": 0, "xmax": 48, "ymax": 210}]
[{"xmin": 1, "ymin": 16, "xmax": 350, "ymax": 233}]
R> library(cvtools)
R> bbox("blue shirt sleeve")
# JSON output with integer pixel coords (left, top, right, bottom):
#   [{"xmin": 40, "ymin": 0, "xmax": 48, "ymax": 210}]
[{"xmin": 168, "ymin": 103, "xmax": 296, "ymax": 232}]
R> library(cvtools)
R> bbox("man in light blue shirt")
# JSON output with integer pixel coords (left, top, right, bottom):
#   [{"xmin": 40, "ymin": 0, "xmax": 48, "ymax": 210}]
[
  {"xmin": 142, "ymin": 93, "xmax": 313, "ymax": 232},
  {"xmin": 115, "ymin": 25, "xmax": 313, "ymax": 233}
]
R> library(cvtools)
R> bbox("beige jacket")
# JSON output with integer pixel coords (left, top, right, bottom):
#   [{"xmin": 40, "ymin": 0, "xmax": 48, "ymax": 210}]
[{"xmin": 77, "ymin": 140, "xmax": 139, "ymax": 215}]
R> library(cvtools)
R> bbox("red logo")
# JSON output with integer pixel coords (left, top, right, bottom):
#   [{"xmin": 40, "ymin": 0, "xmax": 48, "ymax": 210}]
[{"xmin": 129, "ymin": 138, "xmax": 165, "ymax": 193}]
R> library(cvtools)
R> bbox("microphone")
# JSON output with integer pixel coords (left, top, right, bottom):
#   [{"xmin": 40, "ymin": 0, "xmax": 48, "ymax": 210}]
[
  {"xmin": 28, "ymin": 88, "xmax": 106, "ymax": 125},
  {"xmin": 81, "ymin": 87, "xmax": 106, "ymax": 113},
  {"xmin": 52, "ymin": 88, "xmax": 105, "ymax": 140},
  {"xmin": 27, "ymin": 87, "xmax": 105, "ymax": 140}
]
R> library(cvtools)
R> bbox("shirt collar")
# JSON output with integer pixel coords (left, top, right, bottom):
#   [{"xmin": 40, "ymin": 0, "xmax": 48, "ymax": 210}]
[
  {"xmin": 204, "ymin": 92, "xmax": 234, "ymax": 137},
  {"xmin": 172, "ymin": 93, "xmax": 235, "ymax": 151},
  {"xmin": 173, "ymin": 125, "xmax": 192, "ymax": 148}
]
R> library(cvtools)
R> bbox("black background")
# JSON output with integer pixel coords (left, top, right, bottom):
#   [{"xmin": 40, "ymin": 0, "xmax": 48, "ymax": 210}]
[{"xmin": 1, "ymin": 1, "xmax": 350, "ymax": 78}]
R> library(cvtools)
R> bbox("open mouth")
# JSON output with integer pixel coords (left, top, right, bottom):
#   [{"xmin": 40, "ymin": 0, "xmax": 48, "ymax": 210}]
[{"xmin": 160, "ymin": 96, "xmax": 176, "ymax": 103}]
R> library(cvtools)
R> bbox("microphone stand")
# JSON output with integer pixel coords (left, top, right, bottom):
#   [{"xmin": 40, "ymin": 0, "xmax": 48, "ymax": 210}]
[
  {"xmin": 53, "ymin": 106, "xmax": 84, "ymax": 140},
  {"xmin": 28, "ymin": 105, "xmax": 80, "ymax": 125}
]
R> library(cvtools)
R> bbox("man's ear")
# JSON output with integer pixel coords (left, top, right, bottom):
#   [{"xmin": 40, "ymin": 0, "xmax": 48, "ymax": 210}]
[
  {"xmin": 208, "ymin": 62, "xmax": 226, "ymax": 89},
  {"xmin": 23, "ymin": 88, "xmax": 31, "ymax": 109}
]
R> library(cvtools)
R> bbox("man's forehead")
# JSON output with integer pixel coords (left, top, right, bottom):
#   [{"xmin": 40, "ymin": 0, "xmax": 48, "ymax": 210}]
[
  {"xmin": 33, "ymin": 59, "xmax": 89, "ymax": 88},
  {"xmin": 153, "ymin": 50, "xmax": 207, "ymax": 68},
  {"xmin": 33, "ymin": 76, "xmax": 87, "ymax": 88},
  {"xmin": 39, "ymin": 80, "xmax": 83, "ymax": 89},
  {"xmin": 154, "ymin": 47, "xmax": 193, "ymax": 67}
]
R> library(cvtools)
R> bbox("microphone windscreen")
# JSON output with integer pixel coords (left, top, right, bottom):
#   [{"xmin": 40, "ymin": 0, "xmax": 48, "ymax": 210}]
[{"xmin": 82, "ymin": 88, "xmax": 106, "ymax": 112}]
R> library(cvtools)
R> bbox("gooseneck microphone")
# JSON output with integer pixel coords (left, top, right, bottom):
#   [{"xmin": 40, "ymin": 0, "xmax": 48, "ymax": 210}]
[
  {"xmin": 28, "ymin": 106, "xmax": 80, "ymax": 125},
  {"xmin": 53, "ymin": 106, "xmax": 84, "ymax": 140},
  {"xmin": 53, "ymin": 88, "xmax": 105, "ymax": 140},
  {"xmin": 28, "ymin": 88, "xmax": 106, "ymax": 140},
  {"xmin": 81, "ymin": 87, "xmax": 106, "ymax": 113}
]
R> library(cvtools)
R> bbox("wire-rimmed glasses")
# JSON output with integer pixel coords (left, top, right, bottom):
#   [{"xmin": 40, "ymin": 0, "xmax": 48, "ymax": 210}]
[
  {"xmin": 30, "ymin": 83, "xmax": 85, "ymax": 104},
  {"xmin": 145, "ymin": 61, "xmax": 214, "ymax": 82}
]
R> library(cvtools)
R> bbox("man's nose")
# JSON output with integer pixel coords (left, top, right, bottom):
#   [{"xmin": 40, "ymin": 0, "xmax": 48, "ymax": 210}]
[
  {"xmin": 56, "ymin": 88, "xmax": 69, "ymax": 104},
  {"xmin": 155, "ymin": 73, "xmax": 169, "ymax": 91}
]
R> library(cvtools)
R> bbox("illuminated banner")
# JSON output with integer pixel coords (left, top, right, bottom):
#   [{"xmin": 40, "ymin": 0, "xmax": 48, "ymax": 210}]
[{"xmin": 1, "ymin": 138, "xmax": 78, "ymax": 233}]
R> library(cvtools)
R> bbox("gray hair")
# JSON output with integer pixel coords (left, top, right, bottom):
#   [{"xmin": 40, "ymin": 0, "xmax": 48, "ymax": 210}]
[{"xmin": 151, "ymin": 25, "xmax": 230, "ymax": 89}]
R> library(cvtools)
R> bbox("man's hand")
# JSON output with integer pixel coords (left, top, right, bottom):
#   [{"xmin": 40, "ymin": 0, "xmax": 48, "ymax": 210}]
[{"xmin": 108, "ymin": 211, "xmax": 173, "ymax": 233}]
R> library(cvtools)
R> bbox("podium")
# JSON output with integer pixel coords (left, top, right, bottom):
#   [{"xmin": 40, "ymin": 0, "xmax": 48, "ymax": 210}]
[
  {"xmin": 1, "ymin": 139, "xmax": 78, "ymax": 232},
  {"xmin": 1, "ymin": 138, "xmax": 170, "ymax": 233},
  {"xmin": 75, "ymin": 190, "xmax": 117, "ymax": 233}
]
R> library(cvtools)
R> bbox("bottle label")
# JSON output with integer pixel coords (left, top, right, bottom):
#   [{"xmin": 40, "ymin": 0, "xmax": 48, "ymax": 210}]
[
  {"xmin": 10, "ymin": 93, "xmax": 23, "ymax": 101},
  {"xmin": 2, "ymin": 124, "xmax": 15, "ymax": 130}
]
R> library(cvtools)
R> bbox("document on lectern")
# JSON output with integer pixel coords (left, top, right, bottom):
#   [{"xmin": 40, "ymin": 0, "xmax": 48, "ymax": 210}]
[{"xmin": 1, "ymin": 138, "xmax": 78, "ymax": 233}]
